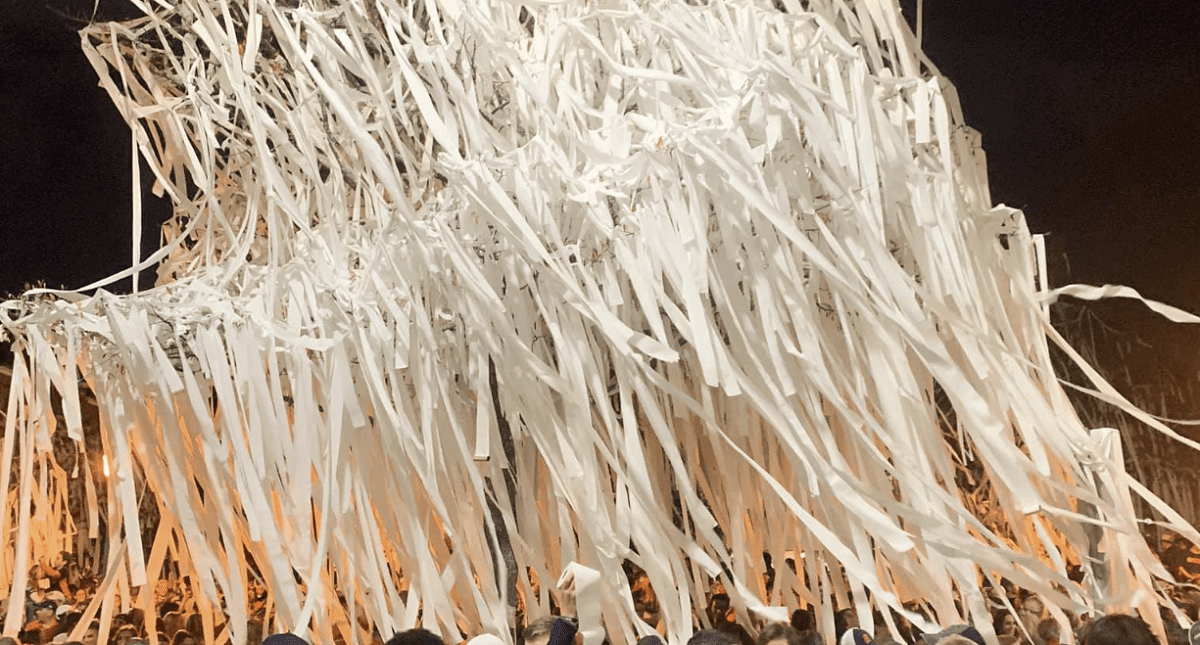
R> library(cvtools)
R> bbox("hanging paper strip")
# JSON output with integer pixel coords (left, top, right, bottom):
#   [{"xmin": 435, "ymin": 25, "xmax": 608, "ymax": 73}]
[{"xmin": 1, "ymin": 1, "xmax": 1196, "ymax": 644}]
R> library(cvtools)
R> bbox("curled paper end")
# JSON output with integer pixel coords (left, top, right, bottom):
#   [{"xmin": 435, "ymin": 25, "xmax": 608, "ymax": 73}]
[{"xmin": 1044, "ymin": 283, "xmax": 1200, "ymax": 324}]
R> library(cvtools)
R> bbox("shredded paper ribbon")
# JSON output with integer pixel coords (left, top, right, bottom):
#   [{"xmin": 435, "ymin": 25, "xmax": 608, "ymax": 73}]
[{"xmin": 1, "ymin": 0, "xmax": 1195, "ymax": 644}]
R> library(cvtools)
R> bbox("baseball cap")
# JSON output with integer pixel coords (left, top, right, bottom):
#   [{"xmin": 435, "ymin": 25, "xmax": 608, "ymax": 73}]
[
  {"xmin": 839, "ymin": 628, "xmax": 873, "ymax": 645},
  {"xmin": 920, "ymin": 625, "xmax": 985, "ymax": 645}
]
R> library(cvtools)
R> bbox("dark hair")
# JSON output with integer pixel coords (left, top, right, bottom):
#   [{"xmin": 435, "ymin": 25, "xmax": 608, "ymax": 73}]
[
  {"xmin": 756, "ymin": 623, "xmax": 804, "ymax": 645},
  {"xmin": 796, "ymin": 632, "xmax": 822, "ymax": 645},
  {"xmin": 1036, "ymin": 618, "xmax": 1060, "ymax": 642},
  {"xmin": 833, "ymin": 609, "xmax": 855, "ymax": 641},
  {"xmin": 247, "ymin": 620, "xmax": 264, "ymax": 645},
  {"xmin": 687, "ymin": 629, "xmax": 738, "ymax": 645},
  {"xmin": 170, "ymin": 631, "xmax": 195, "ymax": 645},
  {"xmin": 261, "ymin": 634, "xmax": 309, "ymax": 645},
  {"xmin": 992, "ymin": 610, "xmax": 1015, "ymax": 636},
  {"xmin": 59, "ymin": 611, "xmax": 82, "ymax": 632},
  {"xmin": 521, "ymin": 617, "xmax": 560, "ymax": 645},
  {"xmin": 790, "ymin": 609, "xmax": 814, "ymax": 633},
  {"xmin": 385, "ymin": 628, "xmax": 446, "ymax": 645},
  {"xmin": 126, "ymin": 608, "xmax": 145, "ymax": 631},
  {"xmin": 1080, "ymin": 614, "xmax": 1160, "ymax": 645},
  {"xmin": 184, "ymin": 614, "xmax": 203, "ymax": 639}
]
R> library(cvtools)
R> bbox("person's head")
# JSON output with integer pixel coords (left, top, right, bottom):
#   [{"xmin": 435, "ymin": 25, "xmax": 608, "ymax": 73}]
[
  {"xmin": 59, "ymin": 611, "xmax": 83, "ymax": 633},
  {"xmin": 112, "ymin": 625, "xmax": 138, "ymax": 645},
  {"xmin": 796, "ymin": 633, "xmax": 822, "ymax": 645},
  {"xmin": 385, "ymin": 628, "xmax": 445, "ymax": 645},
  {"xmin": 170, "ymin": 630, "xmax": 195, "ymax": 645},
  {"xmin": 521, "ymin": 617, "xmax": 559, "ymax": 645},
  {"xmin": 833, "ymin": 609, "xmax": 858, "ymax": 638},
  {"xmin": 125, "ymin": 608, "xmax": 145, "ymax": 631},
  {"xmin": 1020, "ymin": 595, "xmax": 1044, "ymax": 618},
  {"xmin": 1079, "ymin": 614, "xmax": 1161, "ymax": 645},
  {"xmin": 184, "ymin": 614, "xmax": 202, "ymax": 639},
  {"xmin": 838, "ymin": 628, "xmax": 872, "ymax": 645},
  {"xmin": 756, "ymin": 623, "xmax": 804, "ymax": 645},
  {"xmin": 993, "ymin": 611, "xmax": 1017, "ymax": 636},
  {"xmin": 630, "ymin": 572, "xmax": 659, "ymax": 619},
  {"xmin": 790, "ymin": 608, "xmax": 814, "ymax": 633},
  {"xmin": 1037, "ymin": 618, "xmax": 1060, "ymax": 643},
  {"xmin": 261, "ymin": 634, "xmax": 310, "ymax": 645},
  {"xmin": 34, "ymin": 601, "xmax": 57, "ymax": 623},
  {"xmin": 161, "ymin": 612, "xmax": 184, "ymax": 637},
  {"xmin": 466, "ymin": 634, "xmax": 505, "ymax": 645},
  {"xmin": 920, "ymin": 625, "xmax": 984, "ymax": 645},
  {"xmin": 687, "ymin": 629, "xmax": 738, "ymax": 645},
  {"xmin": 247, "ymin": 620, "xmax": 264, "ymax": 645},
  {"xmin": 708, "ymin": 594, "xmax": 734, "ymax": 627},
  {"xmin": 81, "ymin": 621, "xmax": 100, "ymax": 645}
]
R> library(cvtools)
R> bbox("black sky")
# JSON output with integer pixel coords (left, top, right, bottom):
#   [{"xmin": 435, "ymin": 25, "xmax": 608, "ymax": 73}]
[
  {"xmin": 3, "ymin": 0, "xmax": 1200, "ymax": 395},
  {"xmin": 907, "ymin": 0, "xmax": 1200, "ymax": 398},
  {"xmin": 1, "ymin": 0, "xmax": 164, "ymax": 296},
  {"xmin": 912, "ymin": 1, "xmax": 1200, "ymax": 306}
]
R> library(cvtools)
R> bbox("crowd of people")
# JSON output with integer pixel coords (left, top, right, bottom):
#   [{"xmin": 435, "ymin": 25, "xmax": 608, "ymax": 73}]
[
  {"xmin": 391, "ymin": 606, "xmax": 1176, "ymax": 645},
  {"xmin": 8, "ymin": 552, "xmax": 263, "ymax": 645},
  {"xmin": 642, "ymin": 583, "xmax": 1197, "ymax": 645},
  {"xmin": 6, "ymin": 545, "xmax": 1198, "ymax": 645}
]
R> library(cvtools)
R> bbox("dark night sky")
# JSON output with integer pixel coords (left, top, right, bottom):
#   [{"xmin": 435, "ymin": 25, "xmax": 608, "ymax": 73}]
[
  {"xmin": 3, "ymin": 0, "xmax": 1200, "ymax": 399},
  {"xmin": 906, "ymin": 0, "xmax": 1200, "ymax": 400}
]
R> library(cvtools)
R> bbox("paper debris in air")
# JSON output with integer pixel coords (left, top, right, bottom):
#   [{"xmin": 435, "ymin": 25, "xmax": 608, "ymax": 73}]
[{"xmin": 0, "ymin": 0, "xmax": 1194, "ymax": 644}]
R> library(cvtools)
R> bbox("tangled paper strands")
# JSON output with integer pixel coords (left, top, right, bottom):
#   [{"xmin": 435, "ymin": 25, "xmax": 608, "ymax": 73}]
[{"xmin": 3, "ymin": 0, "xmax": 1198, "ymax": 643}]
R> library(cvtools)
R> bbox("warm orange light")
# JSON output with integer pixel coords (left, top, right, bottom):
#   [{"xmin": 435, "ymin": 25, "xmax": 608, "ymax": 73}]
[{"xmin": 102, "ymin": 455, "xmax": 110, "ymax": 477}]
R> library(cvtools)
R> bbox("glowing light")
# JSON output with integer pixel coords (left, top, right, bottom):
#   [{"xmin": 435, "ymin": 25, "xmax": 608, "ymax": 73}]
[{"xmin": 102, "ymin": 455, "xmax": 110, "ymax": 477}]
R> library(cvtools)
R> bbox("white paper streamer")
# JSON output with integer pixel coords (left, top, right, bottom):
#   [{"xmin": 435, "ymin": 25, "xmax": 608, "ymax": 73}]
[{"xmin": 0, "ymin": 1, "xmax": 1195, "ymax": 644}]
